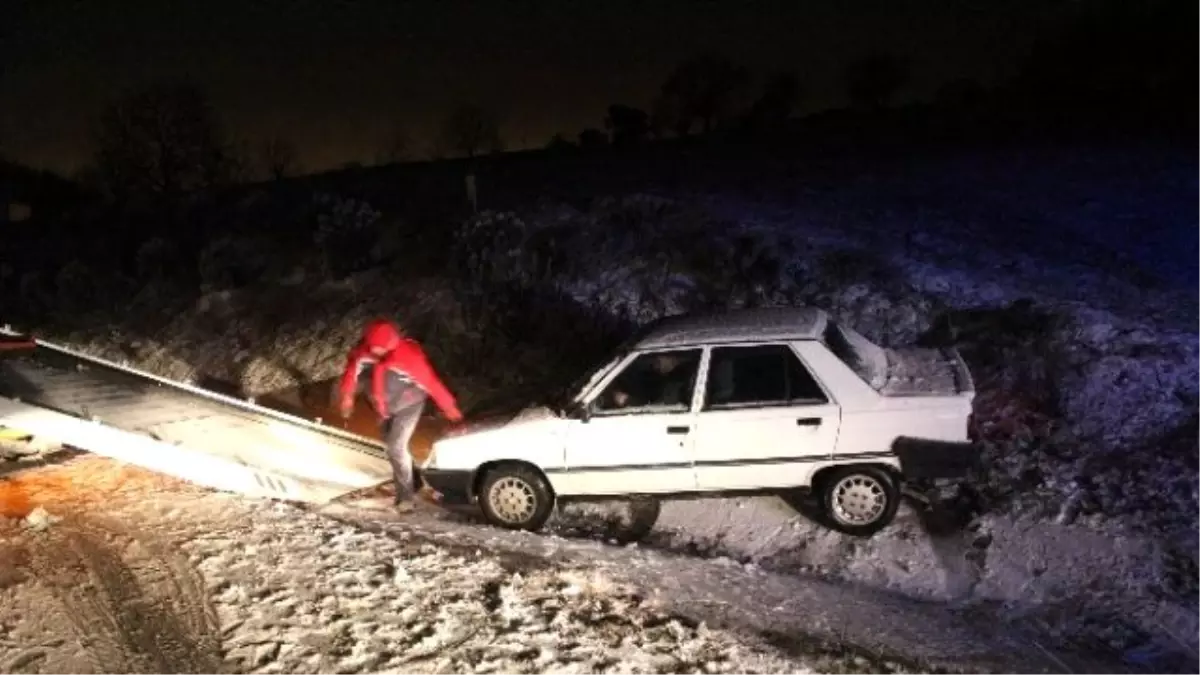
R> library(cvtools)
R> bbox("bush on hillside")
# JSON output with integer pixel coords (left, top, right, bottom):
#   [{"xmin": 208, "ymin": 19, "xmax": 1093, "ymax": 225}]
[
  {"xmin": 451, "ymin": 210, "xmax": 564, "ymax": 291},
  {"xmin": 313, "ymin": 193, "xmax": 383, "ymax": 279},
  {"xmin": 135, "ymin": 236, "xmax": 185, "ymax": 281},
  {"xmin": 197, "ymin": 234, "xmax": 285, "ymax": 291}
]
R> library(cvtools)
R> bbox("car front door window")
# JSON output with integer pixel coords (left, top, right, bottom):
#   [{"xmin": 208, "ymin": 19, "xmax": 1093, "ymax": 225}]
[{"xmin": 592, "ymin": 349, "xmax": 702, "ymax": 415}]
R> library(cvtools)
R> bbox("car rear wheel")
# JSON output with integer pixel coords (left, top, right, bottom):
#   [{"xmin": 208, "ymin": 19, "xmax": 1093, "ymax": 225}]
[
  {"xmin": 478, "ymin": 465, "xmax": 555, "ymax": 532},
  {"xmin": 819, "ymin": 465, "xmax": 900, "ymax": 536}
]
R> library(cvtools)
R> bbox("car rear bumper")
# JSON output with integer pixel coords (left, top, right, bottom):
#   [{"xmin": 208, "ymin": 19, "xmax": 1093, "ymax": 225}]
[
  {"xmin": 420, "ymin": 468, "xmax": 474, "ymax": 505},
  {"xmin": 892, "ymin": 437, "xmax": 982, "ymax": 480}
]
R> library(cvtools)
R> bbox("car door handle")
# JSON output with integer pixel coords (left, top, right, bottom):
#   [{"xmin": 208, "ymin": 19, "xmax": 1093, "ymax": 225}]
[
  {"xmin": 666, "ymin": 425, "xmax": 690, "ymax": 435},
  {"xmin": 796, "ymin": 417, "xmax": 822, "ymax": 427}
]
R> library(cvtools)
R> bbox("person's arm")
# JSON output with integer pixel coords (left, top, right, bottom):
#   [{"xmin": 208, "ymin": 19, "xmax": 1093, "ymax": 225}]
[
  {"xmin": 394, "ymin": 343, "xmax": 463, "ymax": 422},
  {"xmin": 370, "ymin": 357, "xmax": 391, "ymax": 419},
  {"xmin": 336, "ymin": 343, "xmax": 370, "ymax": 413}
]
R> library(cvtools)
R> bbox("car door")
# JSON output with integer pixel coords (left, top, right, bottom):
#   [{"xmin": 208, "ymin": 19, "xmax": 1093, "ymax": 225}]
[
  {"xmin": 691, "ymin": 343, "xmax": 840, "ymax": 490},
  {"xmin": 557, "ymin": 348, "xmax": 702, "ymax": 497}
]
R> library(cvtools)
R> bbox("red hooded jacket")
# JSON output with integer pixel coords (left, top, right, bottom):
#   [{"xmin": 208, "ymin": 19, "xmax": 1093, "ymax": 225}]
[{"xmin": 337, "ymin": 319, "xmax": 463, "ymax": 422}]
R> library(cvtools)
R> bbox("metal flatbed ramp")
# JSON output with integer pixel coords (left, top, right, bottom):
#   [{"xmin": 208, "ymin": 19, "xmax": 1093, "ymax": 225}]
[{"xmin": 0, "ymin": 330, "xmax": 392, "ymax": 503}]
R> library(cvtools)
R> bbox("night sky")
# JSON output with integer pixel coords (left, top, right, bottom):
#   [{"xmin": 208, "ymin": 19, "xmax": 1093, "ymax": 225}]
[{"xmin": 3, "ymin": 0, "xmax": 1070, "ymax": 174}]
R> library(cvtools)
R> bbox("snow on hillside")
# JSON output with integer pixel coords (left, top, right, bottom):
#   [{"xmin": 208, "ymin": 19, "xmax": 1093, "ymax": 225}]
[
  {"xmin": 41, "ymin": 145, "xmax": 1198, "ymax": 664},
  {"xmin": 0, "ymin": 457, "xmax": 851, "ymax": 674}
]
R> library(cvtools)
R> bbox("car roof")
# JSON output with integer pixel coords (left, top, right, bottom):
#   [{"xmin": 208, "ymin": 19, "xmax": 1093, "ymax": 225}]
[{"xmin": 633, "ymin": 307, "xmax": 830, "ymax": 350}]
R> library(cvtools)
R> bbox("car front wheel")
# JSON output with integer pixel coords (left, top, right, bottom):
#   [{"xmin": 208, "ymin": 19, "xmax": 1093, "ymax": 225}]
[
  {"xmin": 819, "ymin": 465, "xmax": 900, "ymax": 536},
  {"xmin": 478, "ymin": 465, "xmax": 555, "ymax": 532}
]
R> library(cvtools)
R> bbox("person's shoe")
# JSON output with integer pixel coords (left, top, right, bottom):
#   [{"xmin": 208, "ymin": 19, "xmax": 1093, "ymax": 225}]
[
  {"xmin": 417, "ymin": 486, "xmax": 444, "ymax": 505},
  {"xmin": 393, "ymin": 500, "xmax": 416, "ymax": 514}
]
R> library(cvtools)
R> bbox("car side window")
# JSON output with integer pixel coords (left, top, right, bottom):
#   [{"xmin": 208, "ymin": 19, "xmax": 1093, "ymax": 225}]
[
  {"xmin": 592, "ymin": 349, "xmax": 702, "ymax": 415},
  {"xmin": 703, "ymin": 344, "xmax": 827, "ymax": 410}
]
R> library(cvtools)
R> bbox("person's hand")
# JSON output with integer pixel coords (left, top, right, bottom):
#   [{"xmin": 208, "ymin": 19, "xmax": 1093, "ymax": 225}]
[
  {"xmin": 446, "ymin": 408, "xmax": 464, "ymax": 424},
  {"xmin": 338, "ymin": 396, "xmax": 355, "ymax": 419}
]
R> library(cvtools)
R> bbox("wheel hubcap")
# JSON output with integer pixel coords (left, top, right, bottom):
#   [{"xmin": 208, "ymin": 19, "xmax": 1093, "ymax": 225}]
[
  {"xmin": 488, "ymin": 477, "xmax": 537, "ymax": 524},
  {"xmin": 831, "ymin": 474, "xmax": 887, "ymax": 526}
]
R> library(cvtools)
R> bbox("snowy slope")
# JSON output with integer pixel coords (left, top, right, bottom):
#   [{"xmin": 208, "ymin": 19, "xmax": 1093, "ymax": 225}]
[
  {"xmin": 321, "ymin": 499, "xmax": 1135, "ymax": 673},
  {"xmin": 12, "ymin": 456, "xmax": 1145, "ymax": 674},
  {"xmin": 0, "ymin": 458, "xmax": 841, "ymax": 674},
  {"xmin": 35, "ymin": 144, "xmax": 1197, "ymax": 668}
]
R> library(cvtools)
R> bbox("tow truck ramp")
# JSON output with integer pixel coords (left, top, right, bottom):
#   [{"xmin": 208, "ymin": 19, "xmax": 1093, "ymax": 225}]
[{"xmin": 0, "ymin": 328, "xmax": 392, "ymax": 503}]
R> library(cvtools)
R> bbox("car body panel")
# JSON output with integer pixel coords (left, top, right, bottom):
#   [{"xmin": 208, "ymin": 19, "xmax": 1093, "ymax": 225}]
[{"xmin": 427, "ymin": 311, "xmax": 978, "ymax": 510}]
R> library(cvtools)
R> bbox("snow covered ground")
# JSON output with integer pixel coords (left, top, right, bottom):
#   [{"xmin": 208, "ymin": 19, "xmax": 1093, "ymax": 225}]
[
  {"xmin": 0, "ymin": 456, "xmax": 1146, "ymax": 674},
  {"xmin": 0, "ymin": 457, "xmax": 832, "ymax": 674},
  {"xmin": 24, "ymin": 143, "xmax": 1197, "ymax": 671}
]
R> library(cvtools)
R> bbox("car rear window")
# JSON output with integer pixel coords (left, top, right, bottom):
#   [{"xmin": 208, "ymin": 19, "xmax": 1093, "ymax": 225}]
[{"xmin": 821, "ymin": 322, "xmax": 888, "ymax": 390}]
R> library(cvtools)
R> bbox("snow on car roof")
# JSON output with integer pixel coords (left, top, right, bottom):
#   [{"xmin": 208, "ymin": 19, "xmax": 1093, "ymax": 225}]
[{"xmin": 634, "ymin": 307, "xmax": 829, "ymax": 350}]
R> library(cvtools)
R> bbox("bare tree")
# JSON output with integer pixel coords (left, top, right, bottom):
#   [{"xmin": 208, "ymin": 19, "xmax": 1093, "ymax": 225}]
[
  {"xmin": 746, "ymin": 71, "xmax": 802, "ymax": 129},
  {"xmin": 845, "ymin": 53, "xmax": 910, "ymax": 110},
  {"xmin": 604, "ymin": 104, "xmax": 650, "ymax": 146},
  {"xmin": 545, "ymin": 133, "xmax": 575, "ymax": 152},
  {"xmin": 92, "ymin": 82, "xmax": 234, "ymax": 204},
  {"xmin": 438, "ymin": 104, "xmax": 504, "ymax": 159},
  {"xmin": 657, "ymin": 52, "xmax": 750, "ymax": 135},
  {"xmin": 377, "ymin": 127, "xmax": 411, "ymax": 164},
  {"xmin": 577, "ymin": 128, "xmax": 608, "ymax": 149},
  {"xmin": 259, "ymin": 136, "xmax": 299, "ymax": 180}
]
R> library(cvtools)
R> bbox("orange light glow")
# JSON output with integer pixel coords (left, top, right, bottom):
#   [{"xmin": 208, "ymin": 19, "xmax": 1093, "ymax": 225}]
[{"xmin": 0, "ymin": 456, "xmax": 186, "ymax": 519}]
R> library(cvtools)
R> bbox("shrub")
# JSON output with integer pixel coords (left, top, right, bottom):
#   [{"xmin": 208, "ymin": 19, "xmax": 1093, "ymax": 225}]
[
  {"xmin": 16, "ymin": 270, "xmax": 53, "ymax": 317},
  {"xmin": 52, "ymin": 260, "xmax": 134, "ymax": 321},
  {"xmin": 312, "ymin": 193, "xmax": 382, "ymax": 279},
  {"xmin": 558, "ymin": 195, "xmax": 800, "ymax": 319},
  {"xmin": 197, "ymin": 234, "xmax": 277, "ymax": 291},
  {"xmin": 135, "ymin": 236, "xmax": 183, "ymax": 281},
  {"xmin": 450, "ymin": 210, "xmax": 566, "ymax": 291},
  {"xmin": 429, "ymin": 282, "xmax": 635, "ymax": 414}
]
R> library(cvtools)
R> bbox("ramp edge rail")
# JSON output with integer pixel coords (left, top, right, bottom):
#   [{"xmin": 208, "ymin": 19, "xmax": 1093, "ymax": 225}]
[
  {"xmin": 0, "ymin": 326, "xmax": 384, "ymax": 450},
  {"xmin": 0, "ymin": 398, "xmax": 368, "ymax": 503}
]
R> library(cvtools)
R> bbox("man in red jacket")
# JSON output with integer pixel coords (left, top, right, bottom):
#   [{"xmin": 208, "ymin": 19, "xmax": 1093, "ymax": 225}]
[{"xmin": 337, "ymin": 318, "xmax": 463, "ymax": 509}]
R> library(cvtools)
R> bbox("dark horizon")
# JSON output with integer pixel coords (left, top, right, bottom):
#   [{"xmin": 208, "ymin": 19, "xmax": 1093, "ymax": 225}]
[{"xmin": 2, "ymin": 0, "xmax": 1079, "ymax": 175}]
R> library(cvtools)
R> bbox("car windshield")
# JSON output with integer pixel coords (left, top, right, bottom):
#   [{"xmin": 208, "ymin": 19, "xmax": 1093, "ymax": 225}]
[
  {"xmin": 545, "ymin": 350, "xmax": 629, "ymax": 414},
  {"xmin": 542, "ymin": 319, "xmax": 673, "ymax": 414}
]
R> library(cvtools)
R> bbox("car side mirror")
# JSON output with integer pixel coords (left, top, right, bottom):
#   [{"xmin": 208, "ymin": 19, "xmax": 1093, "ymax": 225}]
[{"xmin": 569, "ymin": 401, "xmax": 592, "ymax": 422}]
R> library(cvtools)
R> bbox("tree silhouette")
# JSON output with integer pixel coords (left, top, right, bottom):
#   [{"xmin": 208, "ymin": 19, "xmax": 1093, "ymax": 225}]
[
  {"xmin": 92, "ymin": 82, "xmax": 233, "ymax": 205},
  {"xmin": 577, "ymin": 128, "xmax": 608, "ymax": 149},
  {"xmin": 375, "ymin": 128, "xmax": 411, "ymax": 164},
  {"xmin": 438, "ymin": 104, "xmax": 504, "ymax": 159},
  {"xmin": 844, "ymin": 53, "xmax": 909, "ymax": 110},
  {"xmin": 259, "ymin": 136, "xmax": 299, "ymax": 180},
  {"xmin": 657, "ymin": 52, "xmax": 750, "ymax": 135},
  {"xmin": 745, "ymin": 71, "xmax": 801, "ymax": 129},
  {"xmin": 604, "ymin": 104, "xmax": 650, "ymax": 146},
  {"xmin": 545, "ymin": 133, "xmax": 575, "ymax": 152}
]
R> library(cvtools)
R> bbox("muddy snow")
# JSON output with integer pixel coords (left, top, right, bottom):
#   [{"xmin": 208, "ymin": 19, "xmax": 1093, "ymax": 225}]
[
  {"xmin": 2, "ymin": 455, "xmax": 1160, "ymax": 674},
  {"xmin": 0, "ymin": 457, "xmax": 909, "ymax": 674}
]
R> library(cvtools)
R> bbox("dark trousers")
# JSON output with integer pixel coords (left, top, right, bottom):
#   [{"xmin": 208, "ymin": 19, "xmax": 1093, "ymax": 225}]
[{"xmin": 381, "ymin": 399, "xmax": 425, "ymax": 500}]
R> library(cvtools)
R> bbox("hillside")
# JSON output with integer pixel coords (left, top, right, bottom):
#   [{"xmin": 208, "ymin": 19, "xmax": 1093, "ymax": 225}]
[{"xmin": 5, "ymin": 132, "xmax": 1198, "ymax": 669}]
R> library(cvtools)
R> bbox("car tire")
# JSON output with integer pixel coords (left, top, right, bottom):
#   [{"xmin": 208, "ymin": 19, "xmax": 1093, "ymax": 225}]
[
  {"xmin": 478, "ymin": 464, "xmax": 556, "ymax": 532},
  {"xmin": 819, "ymin": 465, "xmax": 900, "ymax": 537},
  {"xmin": 621, "ymin": 497, "xmax": 661, "ymax": 543}
]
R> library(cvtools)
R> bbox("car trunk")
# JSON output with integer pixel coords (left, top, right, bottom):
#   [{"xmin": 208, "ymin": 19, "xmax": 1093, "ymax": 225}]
[{"xmin": 878, "ymin": 347, "xmax": 974, "ymax": 397}]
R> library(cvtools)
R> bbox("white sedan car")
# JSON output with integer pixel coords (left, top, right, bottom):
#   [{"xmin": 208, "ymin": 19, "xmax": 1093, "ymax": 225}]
[{"xmin": 421, "ymin": 307, "xmax": 979, "ymax": 536}]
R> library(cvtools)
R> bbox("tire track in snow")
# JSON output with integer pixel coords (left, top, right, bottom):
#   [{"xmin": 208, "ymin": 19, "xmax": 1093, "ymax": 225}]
[
  {"xmin": 22, "ymin": 515, "xmax": 227, "ymax": 673},
  {"xmin": 317, "ymin": 501, "xmax": 1133, "ymax": 674}
]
